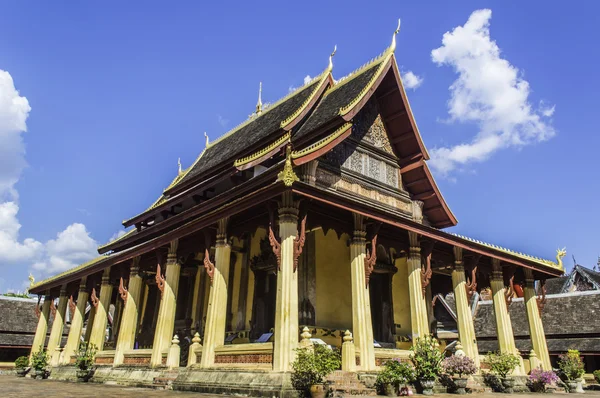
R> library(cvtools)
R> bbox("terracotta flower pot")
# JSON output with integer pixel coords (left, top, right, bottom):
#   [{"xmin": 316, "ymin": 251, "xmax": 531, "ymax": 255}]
[
  {"xmin": 566, "ymin": 381, "xmax": 578, "ymax": 393},
  {"xmin": 14, "ymin": 368, "xmax": 28, "ymax": 377},
  {"xmin": 310, "ymin": 384, "xmax": 327, "ymax": 398}
]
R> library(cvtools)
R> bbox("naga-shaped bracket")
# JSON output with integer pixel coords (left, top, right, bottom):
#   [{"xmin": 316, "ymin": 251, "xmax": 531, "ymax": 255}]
[
  {"xmin": 90, "ymin": 288, "xmax": 99, "ymax": 308},
  {"xmin": 204, "ymin": 248, "xmax": 215, "ymax": 284},
  {"xmin": 293, "ymin": 215, "xmax": 307, "ymax": 273},
  {"xmin": 505, "ymin": 276, "xmax": 515, "ymax": 307},
  {"xmin": 119, "ymin": 277, "xmax": 128, "ymax": 304},
  {"xmin": 68, "ymin": 295, "xmax": 76, "ymax": 319},
  {"xmin": 364, "ymin": 235, "xmax": 378, "ymax": 288},
  {"xmin": 268, "ymin": 223, "xmax": 282, "ymax": 271},
  {"xmin": 465, "ymin": 266, "xmax": 478, "ymax": 301},
  {"xmin": 421, "ymin": 253, "xmax": 433, "ymax": 297},
  {"xmin": 155, "ymin": 263, "xmax": 165, "ymax": 296},
  {"xmin": 536, "ymin": 280, "xmax": 547, "ymax": 313},
  {"xmin": 50, "ymin": 299, "xmax": 57, "ymax": 317}
]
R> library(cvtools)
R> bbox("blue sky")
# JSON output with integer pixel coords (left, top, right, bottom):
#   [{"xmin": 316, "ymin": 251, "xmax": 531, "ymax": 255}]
[{"xmin": 0, "ymin": 1, "xmax": 598, "ymax": 292}]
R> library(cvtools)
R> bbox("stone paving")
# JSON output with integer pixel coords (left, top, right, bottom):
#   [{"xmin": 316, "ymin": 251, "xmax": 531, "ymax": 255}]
[{"xmin": 1, "ymin": 375, "xmax": 599, "ymax": 398}]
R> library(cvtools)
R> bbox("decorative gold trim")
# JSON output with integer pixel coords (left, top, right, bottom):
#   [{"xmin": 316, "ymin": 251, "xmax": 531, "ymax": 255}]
[
  {"xmin": 338, "ymin": 53, "xmax": 392, "ymax": 116},
  {"xmin": 277, "ymin": 145, "xmax": 299, "ymax": 187},
  {"xmin": 291, "ymin": 122, "xmax": 352, "ymax": 159},
  {"xmin": 280, "ymin": 70, "xmax": 330, "ymax": 129},
  {"xmin": 450, "ymin": 233, "xmax": 563, "ymax": 270},
  {"xmin": 233, "ymin": 132, "xmax": 291, "ymax": 167}
]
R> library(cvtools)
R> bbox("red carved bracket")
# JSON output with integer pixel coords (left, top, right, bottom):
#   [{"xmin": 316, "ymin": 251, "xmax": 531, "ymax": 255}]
[
  {"xmin": 34, "ymin": 302, "xmax": 41, "ymax": 319},
  {"xmin": 268, "ymin": 224, "xmax": 281, "ymax": 271},
  {"xmin": 293, "ymin": 216, "xmax": 307, "ymax": 273},
  {"xmin": 50, "ymin": 300, "xmax": 57, "ymax": 317},
  {"xmin": 421, "ymin": 253, "xmax": 432, "ymax": 297},
  {"xmin": 536, "ymin": 280, "xmax": 547, "ymax": 313},
  {"xmin": 204, "ymin": 248, "xmax": 215, "ymax": 284},
  {"xmin": 68, "ymin": 295, "xmax": 76, "ymax": 319},
  {"xmin": 155, "ymin": 263, "xmax": 165, "ymax": 296},
  {"xmin": 505, "ymin": 276, "xmax": 515, "ymax": 307},
  {"xmin": 465, "ymin": 266, "xmax": 478, "ymax": 301},
  {"xmin": 364, "ymin": 235, "xmax": 378, "ymax": 288},
  {"xmin": 91, "ymin": 288, "xmax": 99, "ymax": 308},
  {"xmin": 432, "ymin": 295, "xmax": 439, "ymax": 308},
  {"xmin": 119, "ymin": 277, "xmax": 128, "ymax": 304}
]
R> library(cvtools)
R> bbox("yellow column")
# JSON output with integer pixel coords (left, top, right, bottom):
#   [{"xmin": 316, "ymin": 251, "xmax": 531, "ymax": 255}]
[
  {"xmin": 89, "ymin": 268, "xmax": 114, "ymax": 351},
  {"xmin": 114, "ymin": 257, "xmax": 143, "ymax": 366},
  {"xmin": 47, "ymin": 285, "xmax": 68, "ymax": 362},
  {"xmin": 151, "ymin": 240, "xmax": 181, "ymax": 367},
  {"xmin": 272, "ymin": 194, "xmax": 300, "ymax": 372},
  {"xmin": 407, "ymin": 232, "xmax": 429, "ymax": 340},
  {"xmin": 490, "ymin": 259, "xmax": 523, "ymax": 374},
  {"xmin": 451, "ymin": 247, "xmax": 479, "ymax": 366},
  {"xmin": 190, "ymin": 264, "xmax": 202, "ymax": 327},
  {"xmin": 62, "ymin": 278, "xmax": 88, "ymax": 364},
  {"xmin": 349, "ymin": 213, "xmax": 376, "ymax": 371},
  {"xmin": 523, "ymin": 269, "xmax": 551, "ymax": 370},
  {"xmin": 30, "ymin": 294, "xmax": 52, "ymax": 356},
  {"xmin": 201, "ymin": 218, "xmax": 231, "ymax": 368}
]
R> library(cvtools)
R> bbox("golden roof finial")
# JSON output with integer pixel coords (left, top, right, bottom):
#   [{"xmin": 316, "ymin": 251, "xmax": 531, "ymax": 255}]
[
  {"xmin": 328, "ymin": 45, "xmax": 337, "ymax": 71},
  {"xmin": 390, "ymin": 18, "xmax": 401, "ymax": 52},
  {"xmin": 204, "ymin": 132, "xmax": 209, "ymax": 147},
  {"xmin": 177, "ymin": 158, "xmax": 182, "ymax": 175},
  {"xmin": 28, "ymin": 273, "xmax": 35, "ymax": 287},
  {"xmin": 256, "ymin": 82, "xmax": 263, "ymax": 115}
]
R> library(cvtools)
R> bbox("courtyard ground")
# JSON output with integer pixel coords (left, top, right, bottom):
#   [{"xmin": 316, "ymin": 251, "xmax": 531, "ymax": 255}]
[{"xmin": 0, "ymin": 375, "xmax": 598, "ymax": 397}]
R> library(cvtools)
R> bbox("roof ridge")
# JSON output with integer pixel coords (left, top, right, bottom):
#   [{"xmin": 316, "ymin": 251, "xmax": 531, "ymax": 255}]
[
  {"xmin": 326, "ymin": 49, "xmax": 391, "ymax": 96},
  {"xmin": 31, "ymin": 255, "xmax": 109, "ymax": 291}
]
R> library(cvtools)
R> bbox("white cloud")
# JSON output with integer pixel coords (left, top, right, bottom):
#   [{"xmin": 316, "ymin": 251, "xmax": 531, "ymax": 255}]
[
  {"xmin": 428, "ymin": 9, "xmax": 555, "ymax": 176},
  {"xmin": 303, "ymin": 75, "xmax": 312, "ymax": 85},
  {"xmin": 401, "ymin": 71, "xmax": 424, "ymax": 90},
  {"xmin": 109, "ymin": 229, "xmax": 127, "ymax": 242},
  {"xmin": 289, "ymin": 75, "xmax": 313, "ymax": 93},
  {"xmin": 0, "ymin": 69, "xmax": 99, "ymax": 290},
  {"xmin": 217, "ymin": 114, "xmax": 229, "ymax": 128}
]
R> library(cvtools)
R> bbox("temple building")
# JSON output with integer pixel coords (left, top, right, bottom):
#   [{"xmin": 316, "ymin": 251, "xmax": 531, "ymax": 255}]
[{"xmin": 29, "ymin": 27, "xmax": 565, "ymax": 395}]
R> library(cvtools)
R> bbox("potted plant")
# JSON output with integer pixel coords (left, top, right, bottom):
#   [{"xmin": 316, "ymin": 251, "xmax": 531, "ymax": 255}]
[
  {"xmin": 593, "ymin": 370, "xmax": 600, "ymax": 384},
  {"xmin": 528, "ymin": 368, "xmax": 559, "ymax": 393},
  {"xmin": 410, "ymin": 335, "xmax": 443, "ymax": 395},
  {"xmin": 376, "ymin": 359, "xmax": 416, "ymax": 396},
  {"xmin": 557, "ymin": 349, "xmax": 585, "ymax": 393},
  {"xmin": 441, "ymin": 355, "xmax": 477, "ymax": 394},
  {"xmin": 31, "ymin": 348, "xmax": 49, "ymax": 379},
  {"xmin": 485, "ymin": 351, "xmax": 521, "ymax": 393},
  {"xmin": 74, "ymin": 342, "xmax": 97, "ymax": 382},
  {"xmin": 291, "ymin": 344, "xmax": 341, "ymax": 398},
  {"xmin": 14, "ymin": 356, "xmax": 30, "ymax": 377}
]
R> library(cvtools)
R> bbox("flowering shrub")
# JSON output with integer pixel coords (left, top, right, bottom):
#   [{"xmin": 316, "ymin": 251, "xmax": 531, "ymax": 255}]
[
  {"xmin": 75, "ymin": 342, "xmax": 97, "ymax": 371},
  {"xmin": 441, "ymin": 355, "xmax": 478, "ymax": 378},
  {"xmin": 558, "ymin": 349, "xmax": 585, "ymax": 381},
  {"xmin": 410, "ymin": 335, "xmax": 443, "ymax": 380},
  {"xmin": 485, "ymin": 351, "xmax": 520, "ymax": 379},
  {"xmin": 376, "ymin": 359, "xmax": 416, "ymax": 390},
  {"xmin": 291, "ymin": 345, "xmax": 341, "ymax": 396},
  {"xmin": 594, "ymin": 370, "xmax": 600, "ymax": 383},
  {"xmin": 529, "ymin": 369, "xmax": 559, "ymax": 392}
]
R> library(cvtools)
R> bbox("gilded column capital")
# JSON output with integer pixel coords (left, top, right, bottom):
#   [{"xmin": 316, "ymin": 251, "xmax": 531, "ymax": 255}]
[
  {"xmin": 352, "ymin": 213, "xmax": 366, "ymax": 244},
  {"xmin": 78, "ymin": 277, "xmax": 87, "ymax": 292},
  {"xmin": 278, "ymin": 192, "xmax": 300, "ymax": 224},
  {"xmin": 131, "ymin": 256, "xmax": 141, "ymax": 277},
  {"xmin": 167, "ymin": 239, "xmax": 179, "ymax": 263},
  {"xmin": 59, "ymin": 284, "xmax": 68, "ymax": 297},
  {"xmin": 453, "ymin": 246, "xmax": 463, "ymax": 264},
  {"xmin": 491, "ymin": 258, "xmax": 503, "ymax": 281},
  {"xmin": 216, "ymin": 217, "xmax": 230, "ymax": 246},
  {"xmin": 101, "ymin": 267, "xmax": 111, "ymax": 285}
]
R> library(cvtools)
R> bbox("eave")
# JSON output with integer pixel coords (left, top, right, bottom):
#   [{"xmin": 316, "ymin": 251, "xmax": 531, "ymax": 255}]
[{"xmin": 292, "ymin": 181, "xmax": 563, "ymax": 278}]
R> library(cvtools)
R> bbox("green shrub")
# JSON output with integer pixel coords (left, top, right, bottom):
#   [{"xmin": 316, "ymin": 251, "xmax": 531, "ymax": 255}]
[
  {"xmin": 558, "ymin": 349, "xmax": 585, "ymax": 381},
  {"xmin": 376, "ymin": 359, "xmax": 416, "ymax": 389},
  {"xmin": 410, "ymin": 335, "xmax": 443, "ymax": 381},
  {"xmin": 593, "ymin": 370, "xmax": 600, "ymax": 384},
  {"xmin": 74, "ymin": 342, "xmax": 97, "ymax": 371},
  {"xmin": 485, "ymin": 351, "xmax": 520, "ymax": 379},
  {"xmin": 31, "ymin": 348, "xmax": 48, "ymax": 371},
  {"xmin": 291, "ymin": 345, "xmax": 341, "ymax": 396},
  {"xmin": 14, "ymin": 356, "xmax": 29, "ymax": 369}
]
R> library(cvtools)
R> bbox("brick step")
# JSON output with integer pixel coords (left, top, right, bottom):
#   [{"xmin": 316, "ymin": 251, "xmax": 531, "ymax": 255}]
[{"xmin": 327, "ymin": 371, "xmax": 376, "ymax": 396}]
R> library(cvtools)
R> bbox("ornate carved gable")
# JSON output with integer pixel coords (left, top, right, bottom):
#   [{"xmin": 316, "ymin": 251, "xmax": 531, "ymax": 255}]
[{"xmin": 353, "ymin": 100, "xmax": 395, "ymax": 155}]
